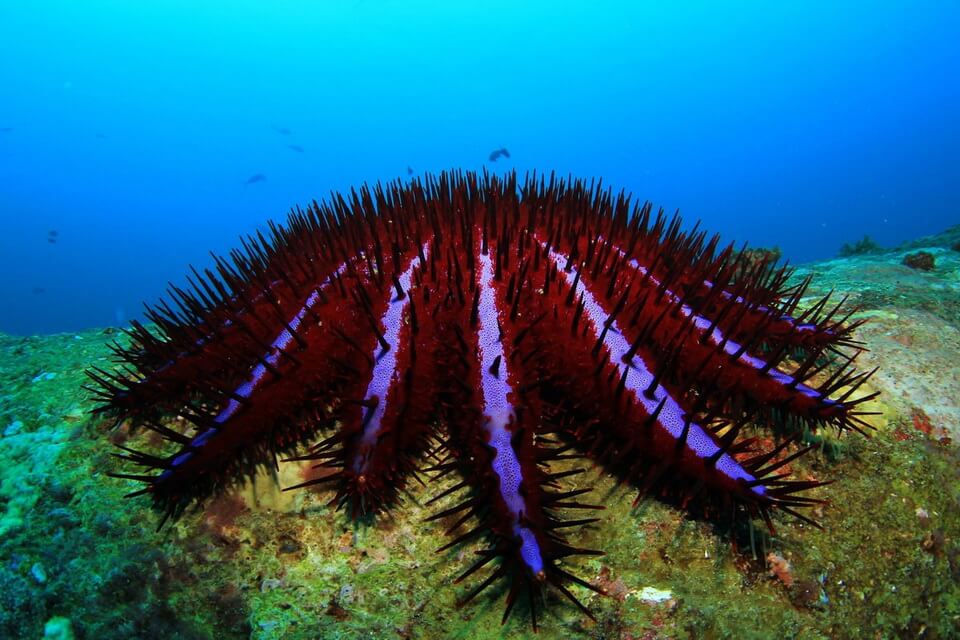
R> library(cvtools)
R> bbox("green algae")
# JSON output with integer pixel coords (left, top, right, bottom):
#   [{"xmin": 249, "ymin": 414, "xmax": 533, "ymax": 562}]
[{"xmin": 1, "ymin": 232, "xmax": 960, "ymax": 639}]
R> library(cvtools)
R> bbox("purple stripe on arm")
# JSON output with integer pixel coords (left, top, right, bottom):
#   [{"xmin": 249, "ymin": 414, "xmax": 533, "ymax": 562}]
[
  {"xmin": 352, "ymin": 244, "xmax": 430, "ymax": 473},
  {"xmin": 597, "ymin": 233, "xmax": 817, "ymax": 336},
  {"xmin": 604, "ymin": 241, "xmax": 832, "ymax": 404},
  {"xmin": 702, "ymin": 279, "xmax": 821, "ymax": 336},
  {"xmin": 543, "ymin": 244, "xmax": 765, "ymax": 496},
  {"xmin": 164, "ymin": 262, "xmax": 349, "ymax": 474},
  {"xmin": 476, "ymin": 251, "xmax": 545, "ymax": 575}
]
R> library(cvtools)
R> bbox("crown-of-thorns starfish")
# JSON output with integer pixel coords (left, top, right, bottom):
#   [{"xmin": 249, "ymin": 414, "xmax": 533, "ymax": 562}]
[{"xmin": 89, "ymin": 170, "xmax": 876, "ymax": 630}]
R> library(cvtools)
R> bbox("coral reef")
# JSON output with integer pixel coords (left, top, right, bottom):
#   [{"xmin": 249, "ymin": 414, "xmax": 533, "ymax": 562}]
[
  {"xmin": 837, "ymin": 235, "xmax": 884, "ymax": 257},
  {"xmin": 731, "ymin": 246, "xmax": 783, "ymax": 283},
  {"xmin": 897, "ymin": 224, "xmax": 960, "ymax": 252}
]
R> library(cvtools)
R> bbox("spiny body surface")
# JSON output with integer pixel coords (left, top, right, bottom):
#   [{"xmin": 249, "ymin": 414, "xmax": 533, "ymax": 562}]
[{"xmin": 89, "ymin": 170, "xmax": 876, "ymax": 629}]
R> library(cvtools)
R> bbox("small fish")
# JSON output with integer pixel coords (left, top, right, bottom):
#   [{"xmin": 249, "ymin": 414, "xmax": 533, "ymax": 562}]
[
  {"xmin": 287, "ymin": 144, "xmax": 305, "ymax": 153},
  {"xmin": 244, "ymin": 174, "xmax": 267, "ymax": 185},
  {"xmin": 407, "ymin": 166, "xmax": 414, "ymax": 175},
  {"xmin": 488, "ymin": 147, "xmax": 511, "ymax": 162},
  {"xmin": 47, "ymin": 237, "xmax": 57, "ymax": 244},
  {"xmin": 0, "ymin": 127, "xmax": 12, "ymax": 133},
  {"xmin": 32, "ymin": 286, "xmax": 46, "ymax": 295},
  {"xmin": 95, "ymin": 132, "xmax": 108, "ymax": 139},
  {"xmin": 48, "ymin": 230, "xmax": 59, "ymax": 237},
  {"xmin": 272, "ymin": 125, "xmax": 292, "ymax": 135}
]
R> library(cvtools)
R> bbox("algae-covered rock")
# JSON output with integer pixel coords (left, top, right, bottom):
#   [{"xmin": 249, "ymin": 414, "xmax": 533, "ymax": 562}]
[{"xmin": 903, "ymin": 251, "xmax": 936, "ymax": 271}]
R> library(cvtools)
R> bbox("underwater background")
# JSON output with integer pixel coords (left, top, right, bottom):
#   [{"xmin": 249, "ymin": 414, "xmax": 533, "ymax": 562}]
[
  {"xmin": 1, "ymin": 1, "xmax": 958, "ymax": 336},
  {"xmin": 1, "ymin": 3, "xmax": 960, "ymax": 640}
]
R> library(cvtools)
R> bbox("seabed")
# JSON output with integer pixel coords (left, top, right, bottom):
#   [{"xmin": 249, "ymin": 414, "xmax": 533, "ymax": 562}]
[{"xmin": 1, "ymin": 227, "xmax": 959, "ymax": 639}]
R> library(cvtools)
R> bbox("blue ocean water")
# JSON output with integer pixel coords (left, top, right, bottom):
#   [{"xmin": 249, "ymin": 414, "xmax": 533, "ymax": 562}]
[{"xmin": 0, "ymin": 1, "xmax": 957, "ymax": 335}]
